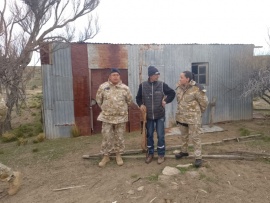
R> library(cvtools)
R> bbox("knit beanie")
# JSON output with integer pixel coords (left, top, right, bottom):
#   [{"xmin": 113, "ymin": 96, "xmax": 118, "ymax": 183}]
[
  {"xmin": 110, "ymin": 68, "xmax": 120, "ymax": 75},
  {"xmin": 148, "ymin": 66, "xmax": 160, "ymax": 77}
]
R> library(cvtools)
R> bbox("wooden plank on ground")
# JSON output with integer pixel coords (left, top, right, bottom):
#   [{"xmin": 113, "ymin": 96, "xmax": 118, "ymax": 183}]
[{"xmin": 82, "ymin": 134, "xmax": 263, "ymax": 159}]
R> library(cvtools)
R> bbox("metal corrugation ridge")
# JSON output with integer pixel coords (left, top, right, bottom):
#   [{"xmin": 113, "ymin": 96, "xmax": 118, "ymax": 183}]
[
  {"xmin": 125, "ymin": 44, "xmax": 254, "ymax": 127},
  {"xmin": 229, "ymin": 45, "xmax": 253, "ymax": 121},
  {"xmin": 206, "ymin": 44, "xmax": 254, "ymax": 123},
  {"xmin": 127, "ymin": 45, "xmax": 140, "ymax": 100},
  {"xmin": 42, "ymin": 43, "xmax": 75, "ymax": 139},
  {"xmin": 86, "ymin": 42, "xmax": 255, "ymax": 46},
  {"xmin": 207, "ymin": 44, "xmax": 231, "ymax": 123},
  {"xmin": 42, "ymin": 65, "xmax": 54, "ymax": 139}
]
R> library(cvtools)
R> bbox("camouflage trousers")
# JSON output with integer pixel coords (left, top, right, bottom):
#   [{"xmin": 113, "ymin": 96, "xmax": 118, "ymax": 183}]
[
  {"xmin": 100, "ymin": 122, "xmax": 126, "ymax": 155},
  {"xmin": 0, "ymin": 163, "xmax": 14, "ymax": 182},
  {"xmin": 179, "ymin": 124, "xmax": 202, "ymax": 159}
]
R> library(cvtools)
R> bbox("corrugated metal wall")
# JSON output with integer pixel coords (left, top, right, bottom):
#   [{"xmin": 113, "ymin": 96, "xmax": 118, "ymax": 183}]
[
  {"xmin": 128, "ymin": 44, "xmax": 254, "ymax": 127},
  {"xmin": 42, "ymin": 43, "xmax": 254, "ymax": 139},
  {"xmin": 42, "ymin": 43, "xmax": 75, "ymax": 139}
]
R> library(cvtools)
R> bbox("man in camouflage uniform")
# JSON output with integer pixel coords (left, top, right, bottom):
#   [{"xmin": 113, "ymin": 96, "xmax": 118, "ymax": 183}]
[
  {"xmin": 175, "ymin": 71, "xmax": 208, "ymax": 167},
  {"xmin": 96, "ymin": 68, "xmax": 133, "ymax": 167},
  {"xmin": 0, "ymin": 93, "xmax": 22, "ymax": 195}
]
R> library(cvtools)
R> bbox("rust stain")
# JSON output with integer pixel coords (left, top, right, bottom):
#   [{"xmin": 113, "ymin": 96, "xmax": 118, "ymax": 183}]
[
  {"xmin": 71, "ymin": 43, "xmax": 91, "ymax": 135},
  {"xmin": 96, "ymin": 44, "xmax": 128, "ymax": 69}
]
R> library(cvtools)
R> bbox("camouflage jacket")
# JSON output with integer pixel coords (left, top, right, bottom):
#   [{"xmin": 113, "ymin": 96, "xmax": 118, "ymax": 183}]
[
  {"xmin": 96, "ymin": 80, "xmax": 133, "ymax": 124},
  {"xmin": 175, "ymin": 80, "xmax": 208, "ymax": 125}
]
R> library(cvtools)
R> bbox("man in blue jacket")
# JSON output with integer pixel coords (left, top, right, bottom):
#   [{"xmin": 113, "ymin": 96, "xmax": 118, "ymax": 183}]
[{"xmin": 136, "ymin": 66, "xmax": 175, "ymax": 164}]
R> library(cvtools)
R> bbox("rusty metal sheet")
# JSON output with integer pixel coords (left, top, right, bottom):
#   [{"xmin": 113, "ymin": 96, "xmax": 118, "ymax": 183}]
[
  {"xmin": 128, "ymin": 103, "xmax": 141, "ymax": 132},
  {"xmin": 71, "ymin": 44, "xmax": 91, "ymax": 135},
  {"xmin": 88, "ymin": 44, "xmax": 128, "ymax": 69}
]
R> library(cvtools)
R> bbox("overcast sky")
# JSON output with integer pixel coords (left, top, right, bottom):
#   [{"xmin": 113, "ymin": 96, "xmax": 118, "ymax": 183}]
[
  {"xmin": 89, "ymin": 0, "xmax": 270, "ymax": 48},
  {"xmin": 31, "ymin": 0, "xmax": 270, "ymax": 65}
]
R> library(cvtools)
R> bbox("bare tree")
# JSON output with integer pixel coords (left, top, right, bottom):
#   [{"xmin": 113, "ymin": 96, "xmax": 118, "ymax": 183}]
[
  {"xmin": 0, "ymin": 0, "xmax": 100, "ymax": 133},
  {"xmin": 242, "ymin": 66, "xmax": 270, "ymax": 105}
]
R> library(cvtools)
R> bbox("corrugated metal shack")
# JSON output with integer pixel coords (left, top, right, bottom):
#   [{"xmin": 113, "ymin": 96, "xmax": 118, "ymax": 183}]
[{"xmin": 40, "ymin": 43, "xmax": 254, "ymax": 139}]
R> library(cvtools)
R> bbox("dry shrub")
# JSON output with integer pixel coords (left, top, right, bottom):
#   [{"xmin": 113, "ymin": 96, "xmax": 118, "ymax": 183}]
[
  {"xmin": 1, "ymin": 132, "xmax": 17, "ymax": 143},
  {"xmin": 37, "ymin": 133, "xmax": 45, "ymax": 142},
  {"xmin": 71, "ymin": 124, "xmax": 81, "ymax": 137},
  {"xmin": 17, "ymin": 137, "xmax": 28, "ymax": 146},
  {"xmin": 33, "ymin": 133, "xmax": 45, "ymax": 143}
]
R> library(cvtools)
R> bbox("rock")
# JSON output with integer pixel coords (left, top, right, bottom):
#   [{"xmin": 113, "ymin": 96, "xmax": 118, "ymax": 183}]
[
  {"xmin": 127, "ymin": 190, "xmax": 135, "ymax": 195},
  {"xmin": 162, "ymin": 166, "xmax": 180, "ymax": 176},
  {"xmin": 137, "ymin": 186, "xmax": 144, "ymax": 191}
]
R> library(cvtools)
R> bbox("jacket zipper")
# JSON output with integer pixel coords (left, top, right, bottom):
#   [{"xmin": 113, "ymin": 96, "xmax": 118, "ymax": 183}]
[{"xmin": 151, "ymin": 83, "xmax": 154, "ymax": 119}]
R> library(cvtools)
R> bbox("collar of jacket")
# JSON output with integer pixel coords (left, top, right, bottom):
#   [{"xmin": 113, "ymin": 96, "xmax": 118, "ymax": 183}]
[
  {"xmin": 108, "ymin": 80, "xmax": 123, "ymax": 87},
  {"xmin": 177, "ymin": 80, "xmax": 196, "ymax": 90},
  {"xmin": 147, "ymin": 78, "xmax": 158, "ymax": 84}
]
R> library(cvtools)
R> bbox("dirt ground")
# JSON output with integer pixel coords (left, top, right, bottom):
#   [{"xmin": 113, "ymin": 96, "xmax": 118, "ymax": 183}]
[{"xmin": 1, "ymin": 112, "xmax": 270, "ymax": 203}]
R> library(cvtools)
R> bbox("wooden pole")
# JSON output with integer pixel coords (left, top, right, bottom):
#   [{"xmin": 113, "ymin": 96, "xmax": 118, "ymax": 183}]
[
  {"xmin": 53, "ymin": 185, "xmax": 86, "ymax": 192},
  {"xmin": 209, "ymin": 97, "xmax": 216, "ymax": 128},
  {"xmin": 82, "ymin": 134, "xmax": 262, "ymax": 159}
]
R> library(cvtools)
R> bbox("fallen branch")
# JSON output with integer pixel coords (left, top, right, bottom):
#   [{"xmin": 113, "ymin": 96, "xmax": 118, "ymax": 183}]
[
  {"xmin": 149, "ymin": 197, "xmax": 157, "ymax": 203},
  {"xmin": 90, "ymin": 180, "xmax": 101, "ymax": 189},
  {"xmin": 131, "ymin": 177, "xmax": 141, "ymax": 184},
  {"xmin": 82, "ymin": 149, "xmax": 145, "ymax": 159},
  {"xmin": 222, "ymin": 134, "xmax": 262, "ymax": 142},
  {"xmin": 116, "ymin": 154, "xmax": 254, "ymax": 160},
  {"xmin": 222, "ymin": 151, "xmax": 270, "ymax": 157},
  {"xmin": 53, "ymin": 185, "xmax": 86, "ymax": 192},
  {"xmin": 82, "ymin": 134, "xmax": 262, "ymax": 159}
]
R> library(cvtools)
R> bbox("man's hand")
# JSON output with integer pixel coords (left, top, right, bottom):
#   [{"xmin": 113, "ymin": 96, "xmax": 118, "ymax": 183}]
[
  {"xmin": 140, "ymin": 104, "xmax": 146, "ymax": 112},
  {"xmin": 162, "ymin": 100, "xmax": 166, "ymax": 108},
  {"xmin": 162, "ymin": 96, "xmax": 167, "ymax": 108}
]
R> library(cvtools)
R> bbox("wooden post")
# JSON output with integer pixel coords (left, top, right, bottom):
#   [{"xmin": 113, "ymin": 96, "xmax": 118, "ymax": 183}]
[{"xmin": 209, "ymin": 97, "xmax": 216, "ymax": 127}]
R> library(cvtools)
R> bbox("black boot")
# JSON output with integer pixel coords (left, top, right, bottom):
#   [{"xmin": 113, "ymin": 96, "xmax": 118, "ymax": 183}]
[
  {"xmin": 194, "ymin": 159, "xmax": 202, "ymax": 168},
  {"xmin": 175, "ymin": 152, "xmax": 189, "ymax": 159}
]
